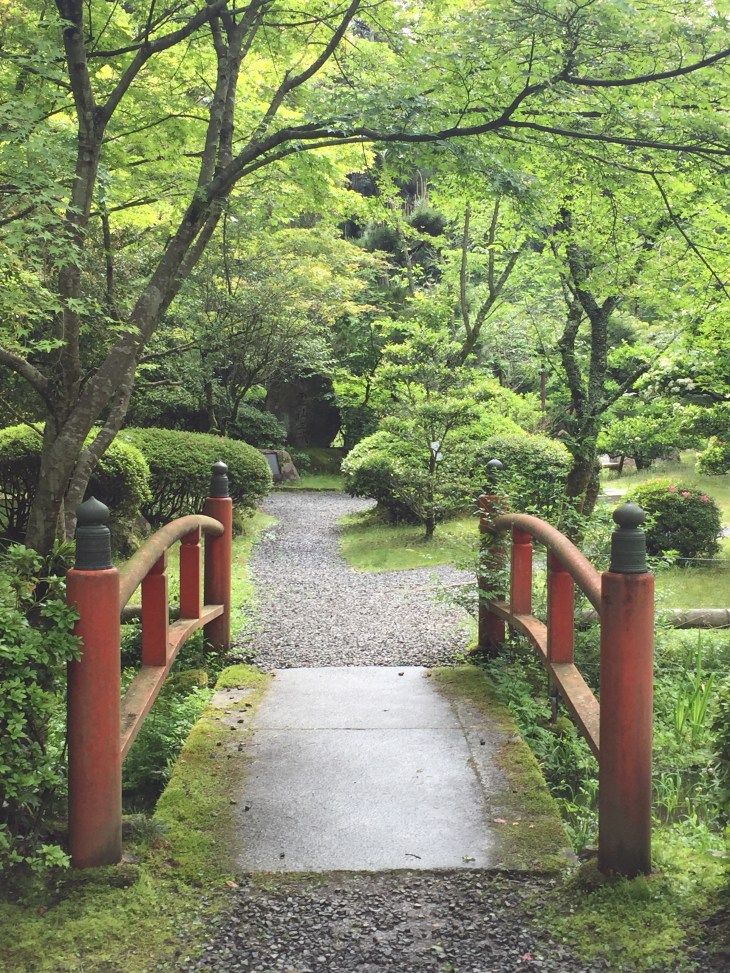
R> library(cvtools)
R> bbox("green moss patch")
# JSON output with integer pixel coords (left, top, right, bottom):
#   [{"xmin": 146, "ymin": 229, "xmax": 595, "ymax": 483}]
[
  {"xmin": 545, "ymin": 832, "xmax": 728, "ymax": 971},
  {"xmin": 432, "ymin": 666, "xmax": 571, "ymax": 873},
  {"xmin": 0, "ymin": 664, "xmax": 271, "ymax": 973}
]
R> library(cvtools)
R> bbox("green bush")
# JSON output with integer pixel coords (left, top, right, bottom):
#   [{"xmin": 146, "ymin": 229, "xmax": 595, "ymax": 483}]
[
  {"xmin": 599, "ymin": 413, "xmax": 680, "ymax": 470},
  {"xmin": 475, "ymin": 431, "xmax": 572, "ymax": 519},
  {"xmin": 120, "ymin": 426, "xmax": 271, "ymax": 526},
  {"xmin": 627, "ymin": 479, "xmax": 722, "ymax": 559},
  {"xmin": 342, "ymin": 416, "xmax": 523, "ymax": 524},
  {"xmin": 0, "ymin": 544, "xmax": 79, "ymax": 873},
  {"xmin": 696, "ymin": 437, "xmax": 730, "ymax": 476},
  {"xmin": 0, "ymin": 424, "xmax": 151, "ymax": 546},
  {"xmin": 342, "ymin": 429, "xmax": 423, "ymax": 522},
  {"xmin": 228, "ymin": 405, "xmax": 286, "ymax": 448}
]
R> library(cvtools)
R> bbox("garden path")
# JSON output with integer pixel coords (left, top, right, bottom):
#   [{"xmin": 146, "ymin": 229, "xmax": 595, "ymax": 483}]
[
  {"xmin": 188, "ymin": 492, "xmax": 596, "ymax": 972},
  {"xmin": 236, "ymin": 490, "xmax": 472, "ymax": 668}
]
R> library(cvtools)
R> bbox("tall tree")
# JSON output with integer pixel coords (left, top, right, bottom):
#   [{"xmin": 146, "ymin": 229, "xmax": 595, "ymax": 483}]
[{"xmin": 0, "ymin": 0, "xmax": 727, "ymax": 550}]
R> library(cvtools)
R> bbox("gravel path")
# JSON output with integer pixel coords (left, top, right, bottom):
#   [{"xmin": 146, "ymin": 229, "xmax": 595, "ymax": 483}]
[
  {"xmin": 184, "ymin": 872, "xmax": 606, "ymax": 972},
  {"xmin": 198, "ymin": 492, "xmax": 608, "ymax": 972},
  {"xmin": 234, "ymin": 491, "xmax": 472, "ymax": 668}
]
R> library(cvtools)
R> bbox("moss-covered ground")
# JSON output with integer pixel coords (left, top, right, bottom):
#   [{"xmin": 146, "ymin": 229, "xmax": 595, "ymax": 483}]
[
  {"xmin": 544, "ymin": 833, "xmax": 728, "ymax": 971},
  {"xmin": 0, "ymin": 665, "xmax": 271, "ymax": 973},
  {"xmin": 432, "ymin": 666, "xmax": 572, "ymax": 874}
]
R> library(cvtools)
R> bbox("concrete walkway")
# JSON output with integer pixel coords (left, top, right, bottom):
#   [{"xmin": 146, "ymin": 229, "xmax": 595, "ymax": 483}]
[{"xmin": 236, "ymin": 666, "xmax": 498, "ymax": 871}]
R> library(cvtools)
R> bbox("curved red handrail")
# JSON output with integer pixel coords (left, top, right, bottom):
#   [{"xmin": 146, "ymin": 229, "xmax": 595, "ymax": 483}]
[
  {"xmin": 492, "ymin": 512, "xmax": 601, "ymax": 612},
  {"xmin": 118, "ymin": 514, "xmax": 223, "ymax": 610}
]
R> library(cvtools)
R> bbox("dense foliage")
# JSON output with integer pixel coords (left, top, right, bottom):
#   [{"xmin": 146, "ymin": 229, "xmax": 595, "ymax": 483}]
[
  {"xmin": 476, "ymin": 432, "xmax": 572, "ymax": 520},
  {"xmin": 0, "ymin": 425, "xmax": 151, "ymax": 547},
  {"xmin": 228, "ymin": 405, "xmax": 287, "ymax": 449},
  {"xmin": 0, "ymin": 544, "xmax": 78, "ymax": 872},
  {"xmin": 627, "ymin": 480, "xmax": 722, "ymax": 560},
  {"xmin": 120, "ymin": 427, "xmax": 271, "ymax": 526}
]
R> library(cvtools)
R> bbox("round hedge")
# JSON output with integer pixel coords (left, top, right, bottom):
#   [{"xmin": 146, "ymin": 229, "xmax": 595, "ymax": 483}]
[
  {"xmin": 341, "ymin": 415, "xmax": 528, "ymax": 523},
  {"xmin": 342, "ymin": 429, "xmax": 422, "ymax": 521},
  {"xmin": 627, "ymin": 478, "xmax": 722, "ymax": 559},
  {"xmin": 120, "ymin": 426, "xmax": 271, "ymax": 526},
  {"xmin": 697, "ymin": 437, "xmax": 730, "ymax": 476},
  {"xmin": 0, "ymin": 424, "xmax": 151, "ymax": 543},
  {"xmin": 474, "ymin": 431, "xmax": 571, "ymax": 518},
  {"xmin": 228, "ymin": 404, "xmax": 286, "ymax": 448}
]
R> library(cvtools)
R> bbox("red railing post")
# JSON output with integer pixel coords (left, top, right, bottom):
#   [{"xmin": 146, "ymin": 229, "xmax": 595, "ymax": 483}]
[
  {"xmin": 66, "ymin": 498, "xmax": 122, "ymax": 867},
  {"xmin": 547, "ymin": 551, "xmax": 574, "ymax": 664},
  {"xmin": 510, "ymin": 527, "xmax": 533, "ymax": 615},
  {"xmin": 598, "ymin": 503, "xmax": 654, "ymax": 877},
  {"xmin": 141, "ymin": 552, "xmax": 168, "ymax": 666},
  {"xmin": 203, "ymin": 460, "xmax": 233, "ymax": 651},
  {"xmin": 180, "ymin": 526, "xmax": 202, "ymax": 620},
  {"xmin": 477, "ymin": 493, "xmax": 506, "ymax": 653}
]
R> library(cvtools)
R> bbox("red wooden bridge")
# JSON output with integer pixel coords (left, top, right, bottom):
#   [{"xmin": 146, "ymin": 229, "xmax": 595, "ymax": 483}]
[{"xmin": 65, "ymin": 462, "xmax": 654, "ymax": 877}]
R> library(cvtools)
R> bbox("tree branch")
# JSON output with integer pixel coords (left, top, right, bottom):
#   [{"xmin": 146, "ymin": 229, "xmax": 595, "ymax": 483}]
[{"xmin": 565, "ymin": 47, "xmax": 730, "ymax": 88}]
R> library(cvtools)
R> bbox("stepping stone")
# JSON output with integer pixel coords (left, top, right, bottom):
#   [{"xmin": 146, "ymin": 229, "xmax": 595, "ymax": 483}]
[{"xmin": 235, "ymin": 666, "xmax": 498, "ymax": 871}]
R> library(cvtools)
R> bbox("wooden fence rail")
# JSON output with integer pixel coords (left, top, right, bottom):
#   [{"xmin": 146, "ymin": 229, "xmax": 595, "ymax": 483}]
[
  {"xmin": 66, "ymin": 461, "xmax": 233, "ymax": 868},
  {"xmin": 477, "ymin": 491, "xmax": 654, "ymax": 877}
]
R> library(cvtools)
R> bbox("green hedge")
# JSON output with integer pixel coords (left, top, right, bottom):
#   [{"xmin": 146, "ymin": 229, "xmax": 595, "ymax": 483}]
[
  {"xmin": 228, "ymin": 405, "xmax": 286, "ymax": 449},
  {"xmin": 696, "ymin": 437, "xmax": 730, "ymax": 476},
  {"xmin": 341, "ymin": 416, "xmax": 537, "ymax": 524},
  {"xmin": 120, "ymin": 426, "xmax": 271, "ymax": 526},
  {"xmin": 475, "ymin": 432, "xmax": 572, "ymax": 519},
  {"xmin": 627, "ymin": 478, "xmax": 722, "ymax": 559},
  {"xmin": 0, "ymin": 424, "xmax": 151, "ymax": 544}
]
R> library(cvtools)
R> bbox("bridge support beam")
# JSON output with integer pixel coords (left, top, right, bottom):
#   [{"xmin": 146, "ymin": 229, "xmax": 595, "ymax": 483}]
[
  {"xmin": 66, "ymin": 498, "xmax": 122, "ymax": 868},
  {"xmin": 204, "ymin": 461, "xmax": 233, "ymax": 651},
  {"xmin": 598, "ymin": 504, "xmax": 654, "ymax": 877},
  {"xmin": 477, "ymin": 493, "xmax": 506, "ymax": 654}
]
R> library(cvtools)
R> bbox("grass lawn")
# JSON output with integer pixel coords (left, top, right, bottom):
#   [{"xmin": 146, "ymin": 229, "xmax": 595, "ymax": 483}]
[
  {"xmin": 277, "ymin": 472, "xmax": 344, "ymax": 491},
  {"xmin": 339, "ymin": 505, "xmax": 728, "ymax": 609},
  {"xmin": 339, "ymin": 508, "xmax": 479, "ymax": 572},
  {"xmin": 603, "ymin": 453, "xmax": 729, "ymax": 608}
]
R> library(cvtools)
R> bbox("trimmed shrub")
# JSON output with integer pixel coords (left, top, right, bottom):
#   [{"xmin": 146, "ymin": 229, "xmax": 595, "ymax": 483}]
[
  {"xmin": 228, "ymin": 405, "xmax": 286, "ymax": 449},
  {"xmin": 627, "ymin": 479, "xmax": 722, "ymax": 559},
  {"xmin": 696, "ymin": 437, "xmax": 730, "ymax": 476},
  {"xmin": 120, "ymin": 426, "xmax": 271, "ymax": 526},
  {"xmin": 342, "ymin": 429, "xmax": 422, "ymax": 522},
  {"xmin": 0, "ymin": 424, "xmax": 151, "ymax": 545},
  {"xmin": 474, "ymin": 432, "xmax": 572, "ymax": 518},
  {"xmin": 342, "ymin": 415, "xmax": 526, "ymax": 524}
]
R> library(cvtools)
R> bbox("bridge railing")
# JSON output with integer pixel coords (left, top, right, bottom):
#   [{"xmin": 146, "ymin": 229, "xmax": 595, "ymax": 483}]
[
  {"xmin": 65, "ymin": 461, "xmax": 233, "ymax": 868},
  {"xmin": 477, "ymin": 490, "xmax": 654, "ymax": 877}
]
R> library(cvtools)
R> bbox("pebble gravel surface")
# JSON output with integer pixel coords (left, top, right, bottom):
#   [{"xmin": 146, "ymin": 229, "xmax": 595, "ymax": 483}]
[
  {"xmin": 235, "ymin": 491, "xmax": 472, "ymax": 668},
  {"xmin": 184, "ymin": 872, "xmax": 607, "ymax": 972}
]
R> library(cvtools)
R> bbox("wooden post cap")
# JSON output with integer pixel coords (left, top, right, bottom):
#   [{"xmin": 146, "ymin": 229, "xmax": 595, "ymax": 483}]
[
  {"xmin": 74, "ymin": 497, "xmax": 113, "ymax": 570},
  {"xmin": 209, "ymin": 460, "xmax": 229, "ymax": 498},
  {"xmin": 610, "ymin": 502, "xmax": 648, "ymax": 574}
]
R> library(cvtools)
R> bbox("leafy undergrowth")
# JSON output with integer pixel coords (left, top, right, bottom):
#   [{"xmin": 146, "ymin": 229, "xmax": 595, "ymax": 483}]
[
  {"xmin": 481, "ymin": 627, "xmax": 728, "ymax": 970},
  {"xmin": 0, "ymin": 665, "xmax": 271, "ymax": 973},
  {"xmin": 339, "ymin": 507, "xmax": 479, "ymax": 572}
]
